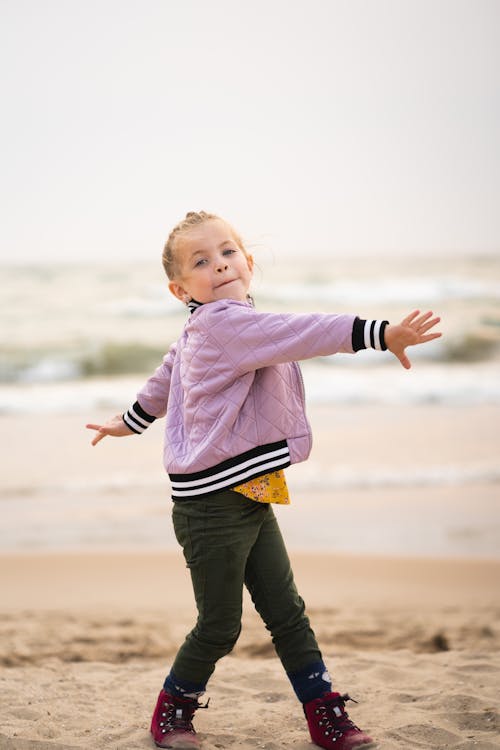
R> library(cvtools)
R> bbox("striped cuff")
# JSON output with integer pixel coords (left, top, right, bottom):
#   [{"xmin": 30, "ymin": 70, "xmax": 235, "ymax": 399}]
[
  {"xmin": 123, "ymin": 401, "xmax": 156, "ymax": 434},
  {"xmin": 352, "ymin": 317, "xmax": 389, "ymax": 352}
]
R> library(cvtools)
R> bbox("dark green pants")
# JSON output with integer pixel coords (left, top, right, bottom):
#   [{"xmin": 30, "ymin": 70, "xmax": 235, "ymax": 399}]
[{"xmin": 170, "ymin": 490, "xmax": 322, "ymax": 686}]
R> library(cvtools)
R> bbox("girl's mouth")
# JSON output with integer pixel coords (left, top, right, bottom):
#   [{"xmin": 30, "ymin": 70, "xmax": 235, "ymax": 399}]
[{"xmin": 215, "ymin": 278, "xmax": 236, "ymax": 288}]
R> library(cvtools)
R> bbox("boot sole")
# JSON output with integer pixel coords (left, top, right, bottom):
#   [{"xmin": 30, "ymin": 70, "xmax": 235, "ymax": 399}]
[
  {"xmin": 153, "ymin": 732, "xmax": 201, "ymax": 750},
  {"xmin": 154, "ymin": 741, "xmax": 201, "ymax": 750}
]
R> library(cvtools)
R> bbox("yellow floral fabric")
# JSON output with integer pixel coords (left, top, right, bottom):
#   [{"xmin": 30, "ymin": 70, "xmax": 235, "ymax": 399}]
[{"xmin": 233, "ymin": 469, "xmax": 290, "ymax": 505}]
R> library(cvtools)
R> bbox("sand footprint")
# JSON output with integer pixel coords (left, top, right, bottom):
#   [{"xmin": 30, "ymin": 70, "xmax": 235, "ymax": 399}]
[{"xmin": 388, "ymin": 723, "xmax": 460, "ymax": 747}]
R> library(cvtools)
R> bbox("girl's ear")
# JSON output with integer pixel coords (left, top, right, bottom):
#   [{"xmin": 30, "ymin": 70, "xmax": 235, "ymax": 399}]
[
  {"xmin": 246, "ymin": 253, "xmax": 254, "ymax": 273},
  {"xmin": 169, "ymin": 281, "xmax": 190, "ymax": 303}
]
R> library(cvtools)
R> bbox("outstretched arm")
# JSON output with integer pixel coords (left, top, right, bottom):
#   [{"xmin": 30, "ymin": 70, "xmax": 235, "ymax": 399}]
[
  {"xmin": 86, "ymin": 415, "xmax": 134, "ymax": 446},
  {"xmin": 385, "ymin": 310, "xmax": 441, "ymax": 370},
  {"xmin": 86, "ymin": 345, "xmax": 176, "ymax": 446}
]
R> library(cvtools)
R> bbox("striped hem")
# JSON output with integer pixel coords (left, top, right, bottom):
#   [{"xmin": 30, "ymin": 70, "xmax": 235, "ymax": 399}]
[
  {"xmin": 123, "ymin": 401, "xmax": 156, "ymax": 434},
  {"xmin": 352, "ymin": 317, "xmax": 389, "ymax": 352},
  {"xmin": 169, "ymin": 440, "xmax": 291, "ymax": 500}
]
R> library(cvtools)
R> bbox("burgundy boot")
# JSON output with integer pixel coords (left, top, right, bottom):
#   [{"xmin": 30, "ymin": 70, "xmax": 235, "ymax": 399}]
[
  {"xmin": 303, "ymin": 692, "xmax": 376, "ymax": 749},
  {"xmin": 150, "ymin": 689, "xmax": 204, "ymax": 749}
]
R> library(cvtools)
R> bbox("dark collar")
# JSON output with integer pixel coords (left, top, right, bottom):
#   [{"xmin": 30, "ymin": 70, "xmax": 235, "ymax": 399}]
[
  {"xmin": 187, "ymin": 296, "xmax": 254, "ymax": 314},
  {"xmin": 187, "ymin": 299, "xmax": 203, "ymax": 314}
]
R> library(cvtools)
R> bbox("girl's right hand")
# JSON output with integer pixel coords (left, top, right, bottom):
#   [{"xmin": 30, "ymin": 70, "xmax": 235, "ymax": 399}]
[{"xmin": 86, "ymin": 415, "xmax": 134, "ymax": 446}]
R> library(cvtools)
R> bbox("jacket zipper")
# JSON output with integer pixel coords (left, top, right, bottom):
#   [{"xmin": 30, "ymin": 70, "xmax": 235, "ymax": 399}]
[{"xmin": 293, "ymin": 361, "xmax": 306, "ymax": 405}]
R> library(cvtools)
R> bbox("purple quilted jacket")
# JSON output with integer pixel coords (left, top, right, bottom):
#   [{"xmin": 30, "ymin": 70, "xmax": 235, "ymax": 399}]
[{"xmin": 123, "ymin": 299, "xmax": 388, "ymax": 500}]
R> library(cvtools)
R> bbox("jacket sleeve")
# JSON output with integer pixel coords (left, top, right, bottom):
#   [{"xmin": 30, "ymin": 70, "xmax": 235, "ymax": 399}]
[
  {"xmin": 122, "ymin": 342, "xmax": 176, "ymax": 434},
  {"xmin": 199, "ymin": 302, "xmax": 387, "ymax": 375}
]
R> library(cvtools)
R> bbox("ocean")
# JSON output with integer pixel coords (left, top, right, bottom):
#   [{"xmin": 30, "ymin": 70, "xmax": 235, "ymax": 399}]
[
  {"xmin": 1, "ymin": 255, "xmax": 499, "ymax": 557},
  {"xmin": 1, "ymin": 255, "xmax": 499, "ymax": 409}
]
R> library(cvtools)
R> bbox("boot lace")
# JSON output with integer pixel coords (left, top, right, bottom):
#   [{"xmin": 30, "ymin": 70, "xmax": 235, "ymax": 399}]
[
  {"xmin": 159, "ymin": 698, "xmax": 209, "ymax": 736},
  {"xmin": 314, "ymin": 694, "xmax": 361, "ymax": 740}
]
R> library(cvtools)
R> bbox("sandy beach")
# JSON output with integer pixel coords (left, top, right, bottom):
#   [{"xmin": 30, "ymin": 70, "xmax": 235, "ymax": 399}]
[
  {"xmin": 1, "ymin": 397, "xmax": 499, "ymax": 749},
  {"xmin": 2, "ymin": 403, "xmax": 499, "ymax": 558},
  {"xmin": 1, "ymin": 0, "xmax": 499, "ymax": 742},
  {"xmin": 1, "ymin": 551, "xmax": 499, "ymax": 750}
]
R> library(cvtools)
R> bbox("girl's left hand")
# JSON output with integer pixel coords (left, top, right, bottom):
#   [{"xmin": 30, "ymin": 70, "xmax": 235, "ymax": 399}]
[{"xmin": 385, "ymin": 310, "xmax": 442, "ymax": 370}]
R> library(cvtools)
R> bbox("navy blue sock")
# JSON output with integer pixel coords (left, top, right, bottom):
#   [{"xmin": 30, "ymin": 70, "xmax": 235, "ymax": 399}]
[
  {"xmin": 163, "ymin": 671, "xmax": 206, "ymax": 699},
  {"xmin": 287, "ymin": 660, "xmax": 332, "ymax": 704}
]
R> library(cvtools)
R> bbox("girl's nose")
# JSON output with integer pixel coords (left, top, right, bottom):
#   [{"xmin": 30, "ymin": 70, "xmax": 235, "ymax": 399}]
[{"xmin": 216, "ymin": 261, "xmax": 229, "ymax": 272}]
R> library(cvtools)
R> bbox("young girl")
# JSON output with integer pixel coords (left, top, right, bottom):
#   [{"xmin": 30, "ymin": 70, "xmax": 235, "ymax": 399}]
[{"xmin": 87, "ymin": 211, "xmax": 441, "ymax": 750}]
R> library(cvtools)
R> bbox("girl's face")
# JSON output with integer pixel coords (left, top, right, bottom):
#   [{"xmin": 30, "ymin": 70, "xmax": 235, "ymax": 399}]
[{"xmin": 168, "ymin": 219, "xmax": 254, "ymax": 305}]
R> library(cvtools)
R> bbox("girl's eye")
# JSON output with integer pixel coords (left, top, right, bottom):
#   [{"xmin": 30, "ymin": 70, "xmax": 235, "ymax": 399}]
[
  {"xmin": 223, "ymin": 248, "xmax": 236, "ymax": 256},
  {"xmin": 194, "ymin": 258, "xmax": 207, "ymax": 267}
]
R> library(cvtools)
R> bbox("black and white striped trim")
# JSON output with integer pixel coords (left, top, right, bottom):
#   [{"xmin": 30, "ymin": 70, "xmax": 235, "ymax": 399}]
[
  {"xmin": 169, "ymin": 440, "xmax": 291, "ymax": 500},
  {"xmin": 187, "ymin": 296, "xmax": 254, "ymax": 314},
  {"xmin": 352, "ymin": 317, "xmax": 389, "ymax": 352},
  {"xmin": 123, "ymin": 401, "xmax": 156, "ymax": 434},
  {"xmin": 187, "ymin": 299, "xmax": 204, "ymax": 313}
]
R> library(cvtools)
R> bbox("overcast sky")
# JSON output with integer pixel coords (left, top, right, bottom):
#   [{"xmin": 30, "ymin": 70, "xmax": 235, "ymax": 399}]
[{"xmin": 1, "ymin": 0, "xmax": 499, "ymax": 264}]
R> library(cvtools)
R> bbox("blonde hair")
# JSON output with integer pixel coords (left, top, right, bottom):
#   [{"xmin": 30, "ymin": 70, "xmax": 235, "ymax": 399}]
[{"xmin": 162, "ymin": 211, "xmax": 247, "ymax": 280}]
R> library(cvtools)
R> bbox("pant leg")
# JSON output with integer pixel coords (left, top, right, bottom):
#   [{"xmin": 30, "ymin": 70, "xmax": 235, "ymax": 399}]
[
  {"xmin": 170, "ymin": 491, "xmax": 269, "ymax": 685},
  {"xmin": 244, "ymin": 504, "xmax": 323, "ymax": 674}
]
